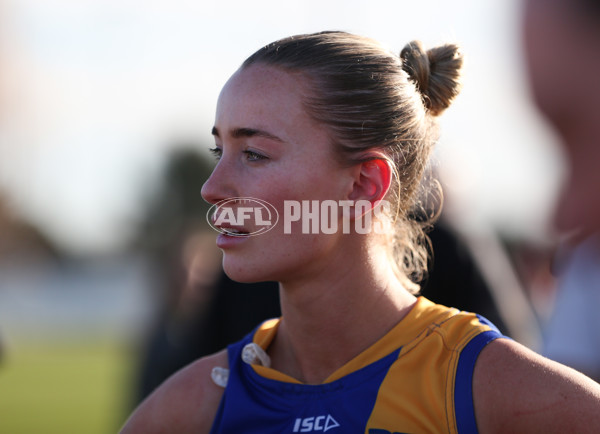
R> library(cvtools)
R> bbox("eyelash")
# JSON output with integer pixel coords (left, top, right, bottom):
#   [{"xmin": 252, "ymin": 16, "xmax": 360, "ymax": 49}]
[
  {"xmin": 208, "ymin": 147, "xmax": 268, "ymax": 162},
  {"xmin": 209, "ymin": 147, "xmax": 222, "ymax": 160},
  {"xmin": 243, "ymin": 150, "xmax": 267, "ymax": 161}
]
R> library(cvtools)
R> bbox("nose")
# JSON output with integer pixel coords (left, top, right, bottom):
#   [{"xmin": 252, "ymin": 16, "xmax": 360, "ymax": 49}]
[{"xmin": 201, "ymin": 158, "xmax": 236, "ymax": 205}]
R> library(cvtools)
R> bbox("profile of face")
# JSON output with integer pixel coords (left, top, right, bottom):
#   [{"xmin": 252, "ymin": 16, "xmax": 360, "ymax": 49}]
[
  {"xmin": 201, "ymin": 65, "xmax": 358, "ymax": 283},
  {"xmin": 523, "ymin": 0, "xmax": 600, "ymax": 235}
]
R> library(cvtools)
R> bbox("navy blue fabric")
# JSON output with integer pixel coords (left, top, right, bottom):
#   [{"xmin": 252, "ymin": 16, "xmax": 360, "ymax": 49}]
[
  {"xmin": 454, "ymin": 329, "xmax": 503, "ymax": 433},
  {"xmin": 210, "ymin": 330, "xmax": 401, "ymax": 434},
  {"xmin": 475, "ymin": 314, "xmax": 502, "ymax": 334}
]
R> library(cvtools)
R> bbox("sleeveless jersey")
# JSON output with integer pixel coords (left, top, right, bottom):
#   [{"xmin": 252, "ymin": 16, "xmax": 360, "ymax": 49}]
[{"xmin": 210, "ymin": 297, "xmax": 504, "ymax": 433}]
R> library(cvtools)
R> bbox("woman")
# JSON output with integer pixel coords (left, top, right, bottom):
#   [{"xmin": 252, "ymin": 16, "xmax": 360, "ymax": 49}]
[{"xmin": 122, "ymin": 31, "xmax": 600, "ymax": 433}]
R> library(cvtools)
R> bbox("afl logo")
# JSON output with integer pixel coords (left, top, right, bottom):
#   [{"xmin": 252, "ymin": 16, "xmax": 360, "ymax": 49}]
[{"xmin": 207, "ymin": 197, "xmax": 279, "ymax": 237}]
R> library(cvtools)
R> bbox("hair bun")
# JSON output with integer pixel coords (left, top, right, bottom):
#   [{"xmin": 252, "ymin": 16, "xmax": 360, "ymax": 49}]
[{"xmin": 400, "ymin": 40, "xmax": 463, "ymax": 116}]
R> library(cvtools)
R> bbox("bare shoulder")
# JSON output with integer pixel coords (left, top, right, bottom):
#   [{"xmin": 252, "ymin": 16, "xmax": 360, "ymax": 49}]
[
  {"xmin": 473, "ymin": 337, "xmax": 600, "ymax": 433},
  {"xmin": 120, "ymin": 349, "xmax": 228, "ymax": 434}
]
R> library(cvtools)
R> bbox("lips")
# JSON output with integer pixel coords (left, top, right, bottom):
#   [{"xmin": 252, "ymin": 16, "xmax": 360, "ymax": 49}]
[
  {"xmin": 215, "ymin": 227, "xmax": 251, "ymax": 249},
  {"xmin": 207, "ymin": 197, "xmax": 278, "ymax": 238},
  {"xmin": 220, "ymin": 226, "xmax": 250, "ymax": 237},
  {"xmin": 210, "ymin": 207, "xmax": 252, "ymax": 236}
]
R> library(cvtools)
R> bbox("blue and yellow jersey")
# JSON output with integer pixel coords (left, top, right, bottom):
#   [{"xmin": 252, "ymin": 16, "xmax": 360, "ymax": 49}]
[{"xmin": 210, "ymin": 297, "xmax": 504, "ymax": 433}]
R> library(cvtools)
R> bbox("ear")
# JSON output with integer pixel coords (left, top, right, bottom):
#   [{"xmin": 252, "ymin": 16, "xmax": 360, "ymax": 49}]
[{"xmin": 348, "ymin": 158, "xmax": 393, "ymax": 209}]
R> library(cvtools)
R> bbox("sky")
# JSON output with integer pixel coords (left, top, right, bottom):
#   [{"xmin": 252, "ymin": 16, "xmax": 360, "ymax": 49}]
[{"xmin": 0, "ymin": 0, "xmax": 564, "ymax": 254}]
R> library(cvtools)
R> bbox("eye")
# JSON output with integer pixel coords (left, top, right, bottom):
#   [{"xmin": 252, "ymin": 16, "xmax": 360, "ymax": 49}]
[
  {"xmin": 243, "ymin": 150, "xmax": 268, "ymax": 161},
  {"xmin": 209, "ymin": 147, "xmax": 222, "ymax": 160}
]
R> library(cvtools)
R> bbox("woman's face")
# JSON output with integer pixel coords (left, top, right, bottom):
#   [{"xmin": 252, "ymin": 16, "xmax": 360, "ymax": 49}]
[{"xmin": 201, "ymin": 65, "xmax": 356, "ymax": 283}]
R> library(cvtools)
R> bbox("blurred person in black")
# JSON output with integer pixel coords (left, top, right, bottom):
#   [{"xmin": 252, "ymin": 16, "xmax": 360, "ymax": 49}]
[{"xmin": 523, "ymin": 0, "xmax": 600, "ymax": 380}]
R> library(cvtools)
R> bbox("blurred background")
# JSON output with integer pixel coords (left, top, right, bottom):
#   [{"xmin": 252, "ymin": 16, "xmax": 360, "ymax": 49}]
[{"xmin": 0, "ymin": 0, "xmax": 566, "ymax": 432}]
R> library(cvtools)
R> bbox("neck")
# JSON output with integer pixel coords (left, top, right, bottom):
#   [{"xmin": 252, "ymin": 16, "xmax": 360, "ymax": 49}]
[{"xmin": 269, "ymin": 241, "xmax": 417, "ymax": 384}]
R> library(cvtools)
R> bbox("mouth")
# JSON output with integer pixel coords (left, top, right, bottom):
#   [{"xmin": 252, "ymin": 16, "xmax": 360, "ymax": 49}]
[{"xmin": 219, "ymin": 226, "xmax": 251, "ymax": 237}]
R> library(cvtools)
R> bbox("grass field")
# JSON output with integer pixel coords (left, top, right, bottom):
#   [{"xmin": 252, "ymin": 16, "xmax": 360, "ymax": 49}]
[{"xmin": 0, "ymin": 338, "xmax": 137, "ymax": 434}]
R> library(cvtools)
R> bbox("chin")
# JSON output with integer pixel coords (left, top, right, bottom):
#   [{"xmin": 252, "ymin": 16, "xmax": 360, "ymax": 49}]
[{"xmin": 222, "ymin": 259, "xmax": 272, "ymax": 284}]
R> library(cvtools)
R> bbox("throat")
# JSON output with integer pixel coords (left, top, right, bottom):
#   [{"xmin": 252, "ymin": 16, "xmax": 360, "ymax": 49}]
[
  {"xmin": 268, "ymin": 329, "xmax": 349, "ymax": 385},
  {"xmin": 267, "ymin": 291, "xmax": 418, "ymax": 384},
  {"xmin": 266, "ymin": 317, "xmax": 380, "ymax": 384}
]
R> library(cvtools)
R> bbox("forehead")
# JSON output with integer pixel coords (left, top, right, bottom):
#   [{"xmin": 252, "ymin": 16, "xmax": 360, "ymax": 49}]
[
  {"xmin": 223, "ymin": 64, "xmax": 305, "ymax": 93},
  {"xmin": 215, "ymin": 65, "xmax": 318, "ymax": 136}
]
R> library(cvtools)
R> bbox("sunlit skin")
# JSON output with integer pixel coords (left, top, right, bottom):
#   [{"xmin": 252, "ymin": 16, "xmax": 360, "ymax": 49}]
[
  {"xmin": 523, "ymin": 0, "xmax": 600, "ymax": 235},
  {"xmin": 120, "ymin": 63, "xmax": 600, "ymax": 434}
]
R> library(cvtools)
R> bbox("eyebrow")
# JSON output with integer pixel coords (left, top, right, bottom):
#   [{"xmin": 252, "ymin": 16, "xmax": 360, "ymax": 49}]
[{"xmin": 211, "ymin": 126, "xmax": 284, "ymax": 143}]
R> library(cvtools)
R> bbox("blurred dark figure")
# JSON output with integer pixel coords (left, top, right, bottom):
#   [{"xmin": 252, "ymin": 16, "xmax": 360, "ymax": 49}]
[
  {"xmin": 422, "ymin": 222, "xmax": 507, "ymax": 329},
  {"xmin": 523, "ymin": 0, "xmax": 600, "ymax": 380},
  {"xmin": 422, "ymin": 217, "xmax": 540, "ymax": 349}
]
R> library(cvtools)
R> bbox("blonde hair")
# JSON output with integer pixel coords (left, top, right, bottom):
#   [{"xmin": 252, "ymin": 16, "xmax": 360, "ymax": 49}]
[{"xmin": 243, "ymin": 31, "xmax": 463, "ymax": 292}]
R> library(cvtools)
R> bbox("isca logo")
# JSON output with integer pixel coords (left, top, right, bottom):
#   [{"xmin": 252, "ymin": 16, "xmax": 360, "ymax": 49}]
[
  {"xmin": 206, "ymin": 197, "xmax": 278, "ymax": 237},
  {"xmin": 292, "ymin": 414, "xmax": 340, "ymax": 432}
]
